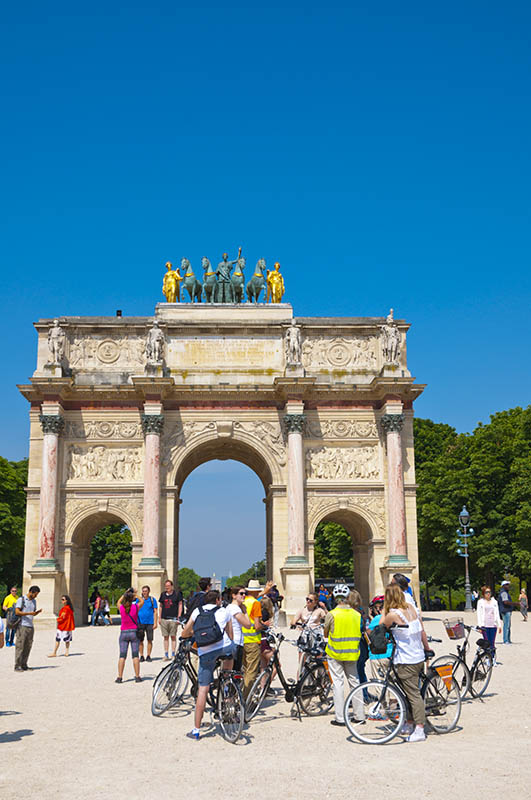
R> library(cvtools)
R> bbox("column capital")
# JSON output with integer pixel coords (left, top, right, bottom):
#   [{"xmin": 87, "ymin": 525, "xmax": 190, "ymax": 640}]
[
  {"xmin": 283, "ymin": 413, "xmax": 305, "ymax": 434},
  {"xmin": 39, "ymin": 414, "xmax": 65, "ymax": 435},
  {"xmin": 380, "ymin": 413, "xmax": 404, "ymax": 434},
  {"xmin": 141, "ymin": 414, "xmax": 164, "ymax": 436}
]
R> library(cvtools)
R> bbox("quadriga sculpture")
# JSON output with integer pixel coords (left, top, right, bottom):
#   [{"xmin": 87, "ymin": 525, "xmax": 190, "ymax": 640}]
[{"xmin": 246, "ymin": 258, "xmax": 267, "ymax": 303}]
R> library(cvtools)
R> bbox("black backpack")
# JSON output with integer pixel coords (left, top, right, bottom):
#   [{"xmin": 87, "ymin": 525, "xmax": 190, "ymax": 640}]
[
  {"xmin": 366, "ymin": 623, "xmax": 389, "ymax": 655},
  {"xmin": 6, "ymin": 598, "xmax": 24, "ymax": 630},
  {"xmin": 193, "ymin": 606, "xmax": 223, "ymax": 647}
]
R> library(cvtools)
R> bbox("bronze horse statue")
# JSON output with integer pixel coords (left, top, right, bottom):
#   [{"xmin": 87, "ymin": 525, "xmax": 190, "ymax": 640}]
[
  {"xmin": 231, "ymin": 256, "xmax": 246, "ymax": 304},
  {"xmin": 246, "ymin": 258, "xmax": 266, "ymax": 303},
  {"xmin": 202, "ymin": 257, "xmax": 217, "ymax": 303},
  {"xmin": 182, "ymin": 258, "xmax": 202, "ymax": 303}
]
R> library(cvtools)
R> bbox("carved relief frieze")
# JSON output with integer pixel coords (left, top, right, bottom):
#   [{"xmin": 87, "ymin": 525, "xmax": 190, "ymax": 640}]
[
  {"xmin": 68, "ymin": 335, "xmax": 145, "ymax": 369},
  {"xmin": 66, "ymin": 445, "xmax": 143, "ymax": 481},
  {"xmin": 301, "ymin": 336, "xmax": 378, "ymax": 371},
  {"xmin": 64, "ymin": 420, "xmax": 142, "ymax": 440},
  {"xmin": 161, "ymin": 422, "xmax": 216, "ymax": 467},
  {"xmin": 306, "ymin": 446, "xmax": 380, "ymax": 480},
  {"xmin": 306, "ymin": 493, "xmax": 386, "ymax": 537},
  {"xmin": 234, "ymin": 421, "xmax": 286, "ymax": 465},
  {"xmin": 304, "ymin": 418, "xmax": 378, "ymax": 439},
  {"xmin": 60, "ymin": 496, "xmax": 143, "ymax": 542}
]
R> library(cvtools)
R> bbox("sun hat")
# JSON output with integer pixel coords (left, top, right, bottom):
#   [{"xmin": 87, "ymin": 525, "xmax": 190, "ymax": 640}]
[{"xmin": 246, "ymin": 579, "xmax": 263, "ymax": 591}]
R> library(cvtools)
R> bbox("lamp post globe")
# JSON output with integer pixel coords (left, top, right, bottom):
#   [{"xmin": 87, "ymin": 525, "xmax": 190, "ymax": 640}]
[{"xmin": 459, "ymin": 505, "xmax": 470, "ymax": 527}]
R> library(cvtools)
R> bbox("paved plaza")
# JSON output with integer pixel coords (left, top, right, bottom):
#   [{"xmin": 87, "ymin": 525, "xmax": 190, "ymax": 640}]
[{"xmin": 2, "ymin": 611, "xmax": 528, "ymax": 798}]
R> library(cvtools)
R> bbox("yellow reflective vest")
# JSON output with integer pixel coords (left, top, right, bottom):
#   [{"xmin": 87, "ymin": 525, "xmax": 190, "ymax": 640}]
[
  {"xmin": 325, "ymin": 606, "xmax": 361, "ymax": 661},
  {"xmin": 242, "ymin": 596, "xmax": 261, "ymax": 644}
]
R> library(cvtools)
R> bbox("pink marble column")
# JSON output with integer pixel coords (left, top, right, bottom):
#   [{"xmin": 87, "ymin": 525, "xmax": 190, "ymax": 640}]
[
  {"xmin": 284, "ymin": 414, "xmax": 307, "ymax": 562},
  {"xmin": 141, "ymin": 414, "xmax": 164, "ymax": 565},
  {"xmin": 36, "ymin": 414, "xmax": 64, "ymax": 564},
  {"xmin": 381, "ymin": 414, "xmax": 407, "ymax": 559}
]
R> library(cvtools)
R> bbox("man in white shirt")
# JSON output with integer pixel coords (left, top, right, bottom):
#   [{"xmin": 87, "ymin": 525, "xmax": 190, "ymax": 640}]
[
  {"xmin": 181, "ymin": 589, "xmax": 234, "ymax": 740},
  {"xmin": 14, "ymin": 586, "xmax": 42, "ymax": 671}
]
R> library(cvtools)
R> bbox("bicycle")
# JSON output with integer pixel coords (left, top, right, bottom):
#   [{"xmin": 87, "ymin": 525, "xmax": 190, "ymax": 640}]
[
  {"xmin": 152, "ymin": 638, "xmax": 244, "ymax": 743},
  {"xmin": 430, "ymin": 619, "xmax": 494, "ymax": 700},
  {"xmin": 245, "ymin": 628, "xmax": 333, "ymax": 722},
  {"xmin": 343, "ymin": 625, "xmax": 462, "ymax": 744}
]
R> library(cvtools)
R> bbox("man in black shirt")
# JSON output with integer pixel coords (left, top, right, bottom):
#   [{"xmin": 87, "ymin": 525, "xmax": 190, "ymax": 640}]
[{"xmin": 158, "ymin": 580, "xmax": 183, "ymax": 661}]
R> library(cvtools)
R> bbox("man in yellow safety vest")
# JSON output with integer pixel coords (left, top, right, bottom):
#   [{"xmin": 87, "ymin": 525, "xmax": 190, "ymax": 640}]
[
  {"xmin": 324, "ymin": 583, "xmax": 363, "ymax": 726},
  {"xmin": 242, "ymin": 579, "xmax": 266, "ymax": 699}
]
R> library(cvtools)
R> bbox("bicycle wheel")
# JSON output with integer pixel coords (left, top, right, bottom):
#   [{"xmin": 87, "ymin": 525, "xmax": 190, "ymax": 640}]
[
  {"xmin": 470, "ymin": 651, "xmax": 493, "ymax": 698},
  {"xmin": 244, "ymin": 668, "xmax": 272, "ymax": 722},
  {"xmin": 217, "ymin": 676, "xmax": 244, "ymax": 743},
  {"xmin": 430, "ymin": 655, "xmax": 471, "ymax": 700},
  {"xmin": 344, "ymin": 681, "xmax": 406, "ymax": 744},
  {"xmin": 299, "ymin": 663, "xmax": 333, "ymax": 716},
  {"xmin": 422, "ymin": 671, "xmax": 461, "ymax": 733},
  {"xmin": 152, "ymin": 661, "xmax": 173, "ymax": 694},
  {"xmin": 151, "ymin": 664, "xmax": 185, "ymax": 716}
]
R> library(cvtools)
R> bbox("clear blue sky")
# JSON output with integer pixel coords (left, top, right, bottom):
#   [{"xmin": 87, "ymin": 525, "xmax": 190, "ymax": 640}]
[{"xmin": 2, "ymin": 2, "xmax": 530, "ymax": 573}]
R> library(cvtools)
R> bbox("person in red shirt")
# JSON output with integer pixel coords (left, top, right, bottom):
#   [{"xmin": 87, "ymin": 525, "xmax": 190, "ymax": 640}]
[{"xmin": 48, "ymin": 595, "xmax": 76, "ymax": 657}]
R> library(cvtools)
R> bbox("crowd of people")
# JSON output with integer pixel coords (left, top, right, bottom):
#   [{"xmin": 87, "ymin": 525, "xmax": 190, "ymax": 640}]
[{"xmin": 2, "ymin": 575, "xmax": 527, "ymax": 743}]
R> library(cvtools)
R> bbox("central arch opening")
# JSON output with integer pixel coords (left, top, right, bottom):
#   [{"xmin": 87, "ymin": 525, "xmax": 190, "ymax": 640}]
[
  {"xmin": 174, "ymin": 437, "xmax": 274, "ymax": 591},
  {"xmin": 313, "ymin": 510, "xmax": 373, "ymax": 603}
]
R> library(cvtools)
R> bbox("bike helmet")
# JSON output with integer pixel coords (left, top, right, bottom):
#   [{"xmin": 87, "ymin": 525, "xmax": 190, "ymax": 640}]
[
  {"xmin": 332, "ymin": 583, "xmax": 350, "ymax": 598},
  {"xmin": 369, "ymin": 595, "xmax": 384, "ymax": 607}
]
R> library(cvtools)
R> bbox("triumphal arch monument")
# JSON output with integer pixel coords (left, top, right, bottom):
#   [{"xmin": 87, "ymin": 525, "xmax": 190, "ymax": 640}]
[{"xmin": 19, "ymin": 257, "xmax": 424, "ymax": 624}]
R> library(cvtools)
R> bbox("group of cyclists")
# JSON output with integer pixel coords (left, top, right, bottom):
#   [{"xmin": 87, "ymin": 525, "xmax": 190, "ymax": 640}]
[{"xmin": 148, "ymin": 571, "xmax": 457, "ymax": 744}]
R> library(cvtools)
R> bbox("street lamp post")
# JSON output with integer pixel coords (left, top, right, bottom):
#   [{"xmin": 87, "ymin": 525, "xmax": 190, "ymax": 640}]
[{"xmin": 456, "ymin": 505, "xmax": 474, "ymax": 612}]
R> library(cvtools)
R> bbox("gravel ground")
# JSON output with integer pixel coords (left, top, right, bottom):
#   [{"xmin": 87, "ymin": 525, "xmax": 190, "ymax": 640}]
[{"xmin": 2, "ymin": 610, "xmax": 528, "ymax": 799}]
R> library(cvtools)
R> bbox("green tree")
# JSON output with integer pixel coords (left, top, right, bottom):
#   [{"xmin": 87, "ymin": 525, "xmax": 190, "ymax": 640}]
[
  {"xmin": 314, "ymin": 521, "xmax": 353, "ymax": 578},
  {"xmin": 0, "ymin": 457, "xmax": 28, "ymax": 588},
  {"xmin": 178, "ymin": 567, "xmax": 201, "ymax": 598},
  {"xmin": 230, "ymin": 559, "xmax": 266, "ymax": 587},
  {"xmin": 89, "ymin": 524, "xmax": 132, "ymax": 599}
]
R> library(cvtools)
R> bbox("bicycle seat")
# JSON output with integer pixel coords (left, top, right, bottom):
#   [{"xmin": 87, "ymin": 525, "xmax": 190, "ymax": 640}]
[
  {"xmin": 424, "ymin": 649, "xmax": 435, "ymax": 659},
  {"xmin": 476, "ymin": 638, "xmax": 491, "ymax": 649}
]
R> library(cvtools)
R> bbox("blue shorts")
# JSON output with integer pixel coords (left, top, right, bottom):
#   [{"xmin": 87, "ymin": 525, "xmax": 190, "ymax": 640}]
[{"xmin": 197, "ymin": 647, "xmax": 234, "ymax": 687}]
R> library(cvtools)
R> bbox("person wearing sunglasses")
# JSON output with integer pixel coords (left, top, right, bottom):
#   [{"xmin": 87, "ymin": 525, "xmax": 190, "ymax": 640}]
[
  {"xmin": 227, "ymin": 586, "xmax": 252, "ymax": 671},
  {"xmin": 477, "ymin": 585, "xmax": 502, "ymax": 664},
  {"xmin": 291, "ymin": 593, "xmax": 326, "ymax": 630}
]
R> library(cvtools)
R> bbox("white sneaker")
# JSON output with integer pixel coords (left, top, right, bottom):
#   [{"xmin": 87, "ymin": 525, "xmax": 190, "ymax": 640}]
[
  {"xmin": 400, "ymin": 723, "xmax": 414, "ymax": 736},
  {"xmin": 407, "ymin": 727, "xmax": 426, "ymax": 743}
]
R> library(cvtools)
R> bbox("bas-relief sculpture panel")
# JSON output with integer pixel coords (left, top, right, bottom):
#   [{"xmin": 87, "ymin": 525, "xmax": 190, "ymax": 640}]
[
  {"xmin": 161, "ymin": 419, "xmax": 286, "ymax": 469},
  {"xmin": 59, "ymin": 497, "xmax": 144, "ymax": 544},
  {"xmin": 67, "ymin": 335, "xmax": 146, "ymax": 370},
  {"xmin": 66, "ymin": 445, "xmax": 143, "ymax": 482},
  {"xmin": 304, "ymin": 418, "xmax": 378, "ymax": 439},
  {"xmin": 301, "ymin": 336, "xmax": 379, "ymax": 371},
  {"xmin": 306, "ymin": 494, "xmax": 386, "ymax": 538},
  {"xmin": 64, "ymin": 420, "xmax": 142, "ymax": 440},
  {"xmin": 306, "ymin": 446, "xmax": 380, "ymax": 480}
]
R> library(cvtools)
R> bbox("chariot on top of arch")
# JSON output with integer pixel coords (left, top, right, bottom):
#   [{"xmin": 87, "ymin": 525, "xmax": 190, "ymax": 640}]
[{"xmin": 161, "ymin": 250, "xmax": 286, "ymax": 305}]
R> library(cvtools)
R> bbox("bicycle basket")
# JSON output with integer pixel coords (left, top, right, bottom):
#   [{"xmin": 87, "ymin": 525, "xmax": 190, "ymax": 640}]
[{"xmin": 443, "ymin": 617, "xmax": 465, "ymax": 640}]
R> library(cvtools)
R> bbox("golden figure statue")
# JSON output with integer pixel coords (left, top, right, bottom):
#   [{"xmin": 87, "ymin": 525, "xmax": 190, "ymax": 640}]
[
  {"xmin": 162, "ymin": 261, "xmax": 183, "ymax": 303},
  {"xmin": 266, "ymin": 262, "xmax": 285, "ymax": 303}
]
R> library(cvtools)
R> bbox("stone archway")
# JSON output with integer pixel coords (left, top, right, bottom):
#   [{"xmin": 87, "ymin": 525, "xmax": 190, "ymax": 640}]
[
  {"xmin": 168, "ymin": 433, "xmax": 276, "ymax": 582},
  {"xmin": 64, "ymin": 505, "xmax": 141, "ymax": 626},
  {"xmin": 307, "ymin": 498, "xmax": 384, "ymax": 603}
]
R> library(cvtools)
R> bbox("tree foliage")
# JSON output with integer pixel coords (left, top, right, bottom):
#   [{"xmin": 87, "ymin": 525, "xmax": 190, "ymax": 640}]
[
  {"xmin": 178, "ymin": 567, "xmax": 201, "ymax": 598},
  {"xmin": 230, "ymin": 559, "xmax": 266, "ymax": 587},
  {"xmin": 415, "ymin": 406, "xmax": 531, "ymax": 588},
  {"xmin": 89, "ymin": 524, "xmax": 132, "ymax": 598},
  {"xmin": 314, "ymin": 521, "xmax": 353, "ymax": 579},
  {"xmin": 0, "ymin": 457, "xmax": 28, "ymax": 588}
]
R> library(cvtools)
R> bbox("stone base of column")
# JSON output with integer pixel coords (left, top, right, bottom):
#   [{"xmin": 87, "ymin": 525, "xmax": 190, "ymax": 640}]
[
  {"xmin": 280, "ymin": 560, "xmax": 312, "ymax": 621},
  {"xmin": 284, "ymin": 364, "xmax": 304, "ymax": 378},
  {"xmin": 28, "ymin": 565, "xmax": 64, "ymax": 628},
  {"xmin": 380, "ymin": 562, "xmax": 417, "ymax": 600},
  {"xmin": 135, "ymin": 561, "xmax": 166, "ymax": 600}
]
